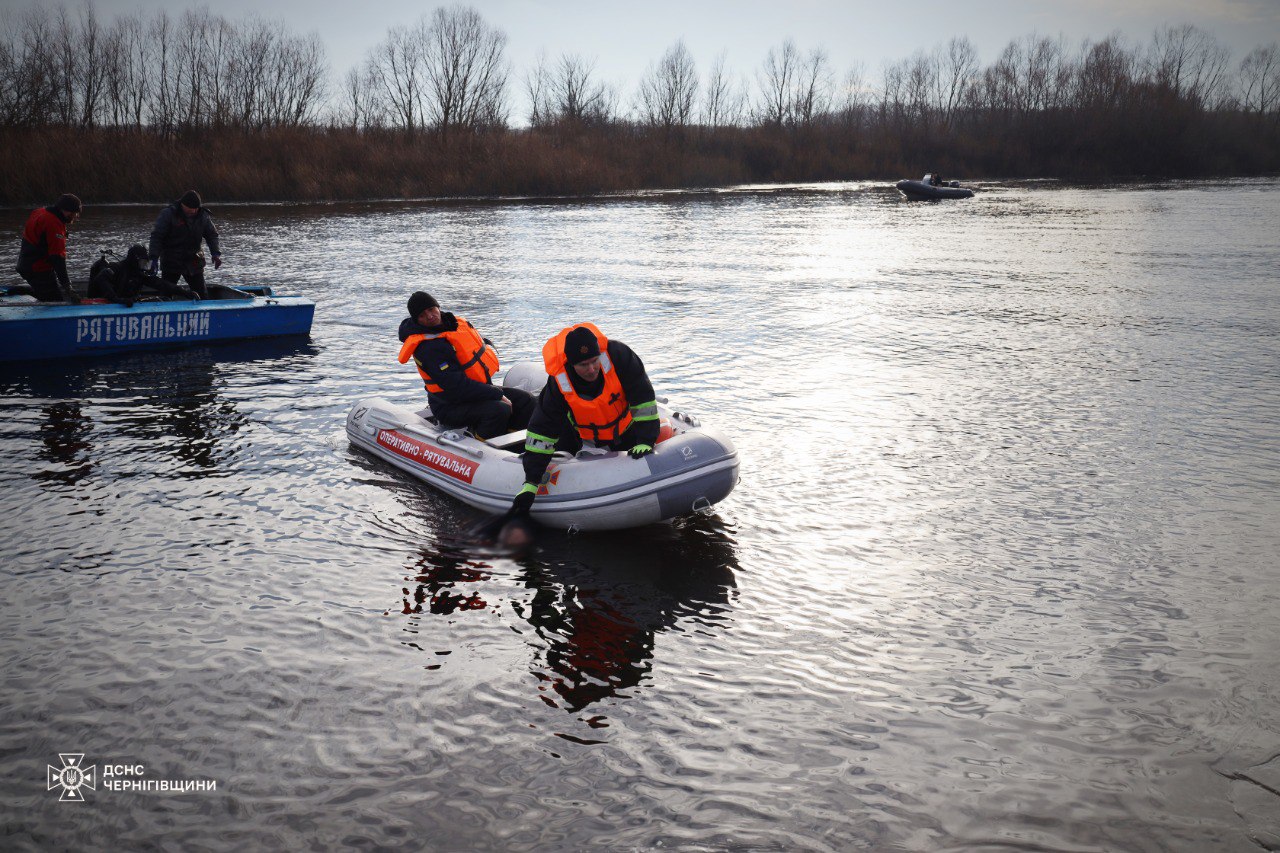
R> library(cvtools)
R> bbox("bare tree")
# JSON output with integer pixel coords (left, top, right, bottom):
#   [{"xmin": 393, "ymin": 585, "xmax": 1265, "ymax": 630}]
[
  {"xmin": 637, "ymin": 39, "xmax": 697, "ymax": 132},
  {"xmin": 50, "ymin": 6, "xmax": 78, "ymax": 124},
  {"xmin": 701, "ymin": 50, "xmax": 746, "ymax": 127},
  {"xmin": 66, "ymin": 1, "xmax": 107, "ymax": 126},
  {"xmin": 147, "ymin": 11, "xmax": 178, "ymax": 132},
  {"xmin": 1238, "ymin": 43, "xmax": 1279, "ymax": 115},
  {"xmin": 525, "ymin": 51, "xmax": 552, "ymax": 127},
  {"xmin": 0, "ymin": 8, "xmax": 59, "ymax": 127},
  {"xmin": 1074, "ymin": 33, "xmax": 1135, "ymax": 112},
  {"xmin": 902, "ymin": 49, "xmax": 936, "ymax": 124},
  {"xmin": 336, "ymin": 64, "xmax": 385, "ymax": 128},
  {"xmin": 834, "ymin": 63, "xmax": 868, "ymax": 131},
  {"xmin": 366, "ymin": 20, "xmax": 428, "ymax": 134},
  {"xmin": 792, "ymin": 47, "xmax": 833, "ymax": 126},
  {"xmin": 422, "ymin": 5, "xmax": 508, "ymax": 137},
  {"xmin": 978, "ymin": 34, "xmax": 1071, "ymax": 119},
  {"xmin": 548, "ymin": 53, "xmax": 611, "ymax": 125},
  {"xmin": 935, "ymin": 36, "xmax": 978, "ymax": 128},
  {"xmin": 1146, "ymin": 24, "xmax": 1231, "ymax": 110},
  {"xmin": 201, "ymin": 12, "xmax": 236, "ymax": 128},
  {"xmin": 279, "ymin": 30, "xmax": 328, "ymax": 126},
  {"xmin": 878, "ymin": 57, "xmax": 907, "ymax": 126},
  {"xmin": 107, "ymin": 11, "xmax": 151, "ymax": 128},
  {"xmin": 756, "ymin": 39, "xmax": 798, "ymax": 126}
]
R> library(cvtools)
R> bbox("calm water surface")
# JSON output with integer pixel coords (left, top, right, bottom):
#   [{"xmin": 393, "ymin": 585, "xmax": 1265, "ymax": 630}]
[{"xmin": 2, "ymin": 180, "xmax": 1279, "ymax": 850}]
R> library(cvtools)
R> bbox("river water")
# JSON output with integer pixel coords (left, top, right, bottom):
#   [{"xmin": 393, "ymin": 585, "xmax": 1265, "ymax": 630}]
[{"xmin": 2, "ymin": 179, "xmax": 1279, "ymax": 851}]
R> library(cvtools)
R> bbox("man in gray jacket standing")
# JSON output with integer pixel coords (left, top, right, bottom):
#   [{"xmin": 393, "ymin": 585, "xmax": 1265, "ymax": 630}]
[{"xmin": 149, "ymin": 190, "xmax": 222, "ymax": 299}]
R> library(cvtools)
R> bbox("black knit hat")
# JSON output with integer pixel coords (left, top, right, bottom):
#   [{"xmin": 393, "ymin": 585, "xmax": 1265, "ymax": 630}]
[
  {"xmin": 54, "ymin": 193, "xmax": 82, "ymax": 213},
  {"xmin": 179, "ymin": 190, "xmax": 202, "ymax": 209},
  {"xmin": 564, "ymin": 326, "xmax": 601, "ymax": 365},
  {"xmin": 407, "ymin": 291, "xmax": 440, "ymax": 318}
]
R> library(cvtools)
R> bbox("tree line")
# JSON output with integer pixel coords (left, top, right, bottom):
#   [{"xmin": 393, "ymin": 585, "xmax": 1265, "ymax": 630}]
[{"xmin": 1, "ymin": 2, "xmax": 1277, "ymax": 202}]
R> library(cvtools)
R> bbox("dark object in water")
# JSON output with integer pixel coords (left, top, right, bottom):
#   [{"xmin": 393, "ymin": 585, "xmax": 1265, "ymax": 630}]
[
  {"xmin": 498, "ymin": 515, "xmax": 538, "ymax": 551},
  {"xmin": 896, "ymin": 179, "xmax": 974, "ymax": 200},
  {"xmin": 465, "ymin": 509, "xmax": 540, "ymax": 554}
]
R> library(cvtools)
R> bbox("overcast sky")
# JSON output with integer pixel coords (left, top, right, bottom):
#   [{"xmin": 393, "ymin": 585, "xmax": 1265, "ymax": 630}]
[{"xmin": 61, "ymin": 0, "xmax": 1280, "ymax": 115}]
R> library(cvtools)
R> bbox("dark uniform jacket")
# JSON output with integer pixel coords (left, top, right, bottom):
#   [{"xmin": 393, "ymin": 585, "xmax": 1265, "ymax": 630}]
[
  {"xmin": 398, "ymin": 312, "xmax": 504, "ymax": 407},
  {"xmin": 149, "ymin": 202, "xmax": 220, "ymax": 270}
]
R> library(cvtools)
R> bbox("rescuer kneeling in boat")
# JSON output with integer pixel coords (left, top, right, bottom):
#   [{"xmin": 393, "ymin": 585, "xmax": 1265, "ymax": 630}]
[
  {"xmin": 507, "ymin": 323, "xmax": 661, "ymax": 517},
  {"xmin": 398, "ymin": 291, "xmax": 535, "ymax": 439},
  {"xmin": 15, "ymin": 194, "xmax": 82, "ymax": 303},
  {"xmin": 89, "ymin": 245, "xmax": 196, "ymax": 306}
]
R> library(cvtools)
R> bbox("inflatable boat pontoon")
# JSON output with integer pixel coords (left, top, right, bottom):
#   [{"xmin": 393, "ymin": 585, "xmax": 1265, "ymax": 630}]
[
  {"xmin": 896, "ymin": 176, "xmax": 974, "ymax": 200},
  {"xmin": 347, "ymin": 362, "xmax": 739, "ymax": 531}
]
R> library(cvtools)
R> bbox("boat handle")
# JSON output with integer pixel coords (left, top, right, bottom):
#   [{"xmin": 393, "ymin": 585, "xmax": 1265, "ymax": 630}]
[
  {"xmin": 437, "ymin": 434, "xmax": 484, "ymax": 458},
  {"xmin": 692, "ymin": 496, "xmax": 713, "ymax": 515}
]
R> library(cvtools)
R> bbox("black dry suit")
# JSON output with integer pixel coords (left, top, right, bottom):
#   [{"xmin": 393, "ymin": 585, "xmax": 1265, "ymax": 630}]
[
  {"xmin": 89, "ymin": 245, "xmax": 193, "ymax": 305},
  {"xmin": 89, "ymin": 245, "xmax": 152, "ymax": 305}
]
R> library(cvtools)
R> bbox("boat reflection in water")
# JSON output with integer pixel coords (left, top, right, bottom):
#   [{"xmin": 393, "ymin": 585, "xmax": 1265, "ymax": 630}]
[
  {"xmin": 2, "ymin": 338, "xmax": 319, "ymax": 488},
  {"xmin": 400, "ymin": 516, "xmax": 739, "ymax": 720},
  {"xmin": 34, "ymin": 400, "xmax": 96, "ymax": 486}
]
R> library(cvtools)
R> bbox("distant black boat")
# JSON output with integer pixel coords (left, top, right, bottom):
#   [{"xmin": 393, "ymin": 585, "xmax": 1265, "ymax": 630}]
[{"xmin": 896, "ymin": 176, "xmax": 974, "ymax": 200}]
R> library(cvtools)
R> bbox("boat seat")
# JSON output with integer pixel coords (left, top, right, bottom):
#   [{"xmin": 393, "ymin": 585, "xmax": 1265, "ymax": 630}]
[{"xmin": 484, "ymin": 429, "xmax": 527, "ymax": 450}]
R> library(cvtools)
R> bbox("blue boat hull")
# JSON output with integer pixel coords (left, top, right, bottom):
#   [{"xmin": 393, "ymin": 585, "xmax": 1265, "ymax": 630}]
[{"xmin": 0, "ymin": 293, "xmax": 314, "ymax": 362}]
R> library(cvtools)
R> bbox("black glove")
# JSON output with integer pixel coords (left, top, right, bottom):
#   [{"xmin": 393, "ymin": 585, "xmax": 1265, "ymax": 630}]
[
  {"xmin": 510, "ymin": 484, "xmax": 537, "ymax": 516},
  {"xmin": 627, "ymin": 443, "xmax": 654, "ymax": 458}
]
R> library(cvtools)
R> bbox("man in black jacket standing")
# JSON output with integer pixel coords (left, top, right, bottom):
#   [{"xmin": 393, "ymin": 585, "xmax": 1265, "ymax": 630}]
[
  {"xmin": 397, "ymin": 291, "xmax": 535, "ymax": 439},
  {"xmin": 149, "ymin": 190, "xmax": 221, "ymax": 299}
]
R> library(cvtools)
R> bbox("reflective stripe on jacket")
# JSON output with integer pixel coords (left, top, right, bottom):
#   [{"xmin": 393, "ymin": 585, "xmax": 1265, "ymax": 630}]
[
  {"xmin": 541, "ymin": 322, "xmax": 633, "ymax": 443},
  {"xmin": 398, "ymin": 316, "xmax": 499, "ymax": 393}
]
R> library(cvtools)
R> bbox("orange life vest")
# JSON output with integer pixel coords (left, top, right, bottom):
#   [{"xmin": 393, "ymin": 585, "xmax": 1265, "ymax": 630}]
[
  {"xmin": 542, "ymin": 322, "xmax": 633, "ymax": 443},
  {"xmin": 398, "ymin": 316, "xmax": 499, "ymax": 394}
]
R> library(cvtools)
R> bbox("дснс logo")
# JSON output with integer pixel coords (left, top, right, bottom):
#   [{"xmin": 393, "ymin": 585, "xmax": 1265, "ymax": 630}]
[{"xmin": 48, "ymin": 754, "xmax": 96, "ymax": 802}]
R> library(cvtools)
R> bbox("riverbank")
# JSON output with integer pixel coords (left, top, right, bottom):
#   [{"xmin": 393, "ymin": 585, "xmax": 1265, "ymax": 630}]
[{"xmin": 3, "ymin": 118, "xmax": 1277, "ymax": 206}]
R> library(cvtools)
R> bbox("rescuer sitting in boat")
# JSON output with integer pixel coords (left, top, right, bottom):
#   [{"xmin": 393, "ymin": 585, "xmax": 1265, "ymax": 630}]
[
  {"xmin": 398, "ymin": 291, "xmax": 535, "ymax": 440},
  {"xmin": 15, "ymin": 193, "xmax": 83, "ymax": 303},
  {"xmin": 508, "ymin": 323, "xmax": 661, "ymax": 517},
  {"xmin": 88, "ymin": 245, "xmax": 197, "ymax": 306}
]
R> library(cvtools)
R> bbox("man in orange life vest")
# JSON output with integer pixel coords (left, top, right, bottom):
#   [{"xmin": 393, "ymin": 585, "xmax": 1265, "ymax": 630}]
[
  {"xmin": 15, "ymin": 194, "xmax": 83, "ymax": 303},
  {"xmin": 398, "ymin": 291, "xmax": 535, "ymax": 439},
  {"xmin": 508, "ymin": 323, "xmax": 660, "ymax": 516}
]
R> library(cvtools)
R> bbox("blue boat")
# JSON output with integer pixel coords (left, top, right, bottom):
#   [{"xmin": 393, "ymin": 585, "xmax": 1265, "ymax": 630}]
[{"xmin": 0, "ymin": 283, "xmax": 314, "ymax": 362}]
